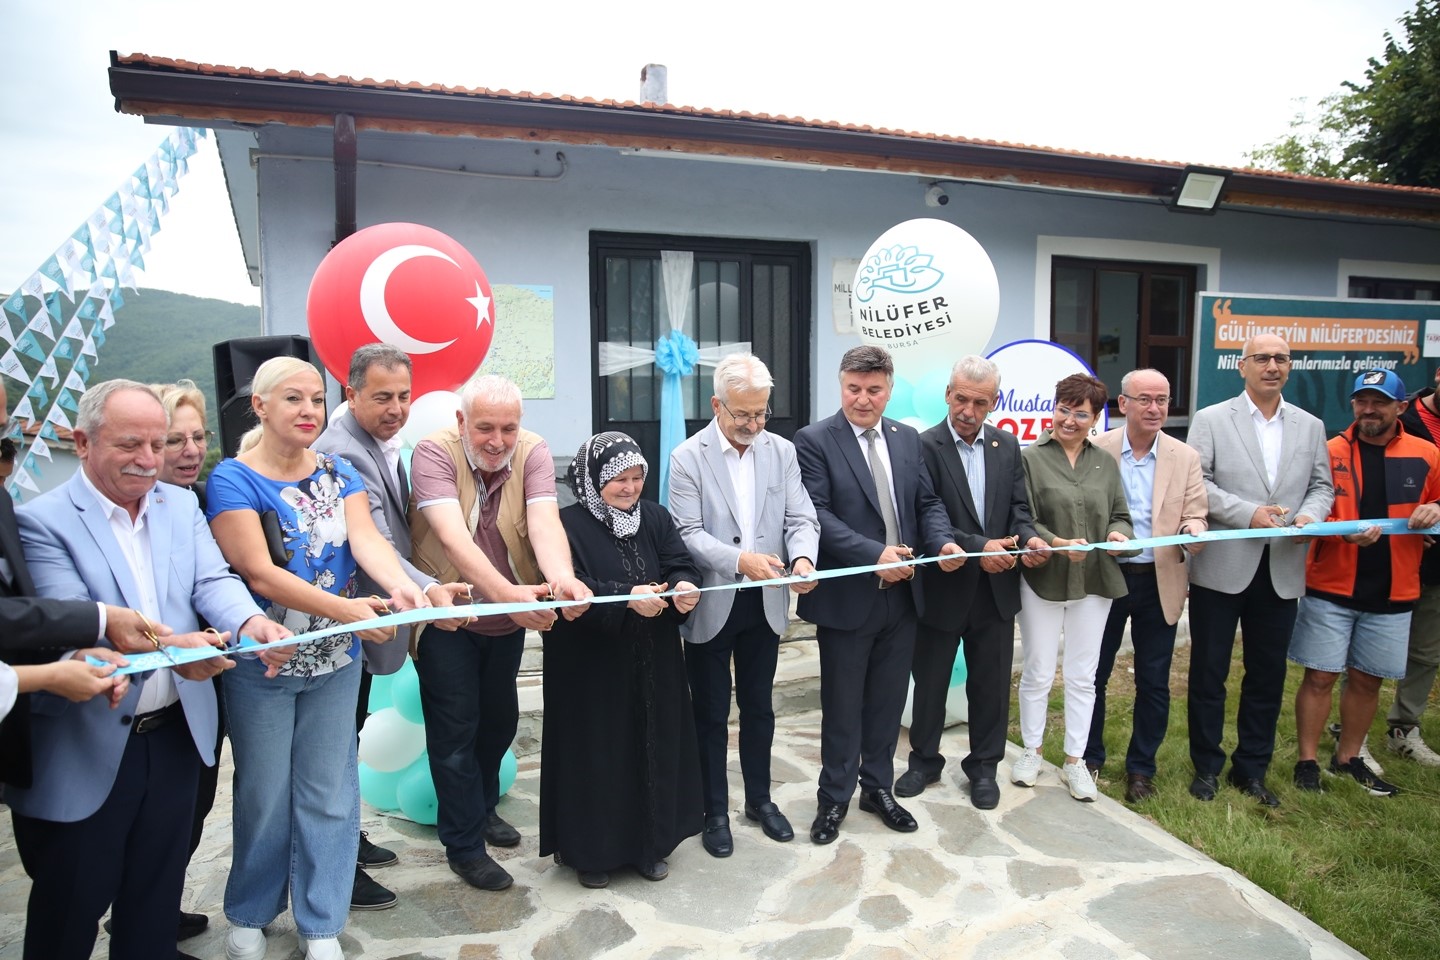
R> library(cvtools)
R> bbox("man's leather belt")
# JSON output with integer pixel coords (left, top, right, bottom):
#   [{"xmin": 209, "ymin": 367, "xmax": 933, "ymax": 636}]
[
  {"xmin": 1120, "ymin": 562, "xmax": 1156, "ymax": 572},
  {"xmin": 130, "ymin": 701, "xmax": 182, "ymax": 735}
]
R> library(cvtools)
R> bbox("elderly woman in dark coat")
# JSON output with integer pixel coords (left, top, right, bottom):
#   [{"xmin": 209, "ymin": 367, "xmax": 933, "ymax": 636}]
[{"xmin": 539, "ymin": 432, "xmax": 704, "ymax": 889}]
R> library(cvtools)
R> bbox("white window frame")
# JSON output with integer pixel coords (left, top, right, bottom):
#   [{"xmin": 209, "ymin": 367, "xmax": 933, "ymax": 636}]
[{"xmin": 1336, "ymin": 259, "xmax": 1440, "ymax": 298}]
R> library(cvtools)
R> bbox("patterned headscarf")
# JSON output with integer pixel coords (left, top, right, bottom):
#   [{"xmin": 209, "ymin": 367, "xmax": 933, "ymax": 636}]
[{"xmin": 568, "ymin": 432, "xmax": 649, "ymax": 539}]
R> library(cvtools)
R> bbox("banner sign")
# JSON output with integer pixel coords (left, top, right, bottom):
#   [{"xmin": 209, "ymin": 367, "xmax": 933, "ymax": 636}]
[{"xmin": 1196, "ymin": 293, "xmax": 1440, "ymax": 433}]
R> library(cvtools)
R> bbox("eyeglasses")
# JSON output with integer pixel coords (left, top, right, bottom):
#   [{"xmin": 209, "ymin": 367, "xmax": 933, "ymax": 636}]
[
  {"xmin": 164, "ymin": 430, "xmax": 213, "ymax": 450},
  {"xmin": 1054, "ymin": 404, "xmax": 1094, "ymax": 424},
  {"xmin": 719, "ymin": 399, "xmax": 771, "ymax": 427},
  {"xmin": 1121, "ymin": 394, "xmax": 1171, "ymax": 409},
  {"xmin": 1242, "ymin": 353, "xmax": 1291, "ymax": 367}
]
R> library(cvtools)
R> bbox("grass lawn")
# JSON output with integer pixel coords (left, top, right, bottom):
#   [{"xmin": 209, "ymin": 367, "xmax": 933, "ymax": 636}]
[{"xmin": 1011, "ymin": 648, "xmax": 1440, "ymax": 960}]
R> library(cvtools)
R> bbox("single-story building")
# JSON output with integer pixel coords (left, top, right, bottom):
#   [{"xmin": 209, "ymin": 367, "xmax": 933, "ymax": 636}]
[{"xmin": 106, "ymin": 53, "xmax": 1440, "ymax": 492}]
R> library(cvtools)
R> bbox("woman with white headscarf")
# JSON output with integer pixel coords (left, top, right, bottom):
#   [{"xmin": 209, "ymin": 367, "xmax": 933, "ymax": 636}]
[{"xmin": 539, "ymin": 432, "xmax": 704, "ymax": 890}]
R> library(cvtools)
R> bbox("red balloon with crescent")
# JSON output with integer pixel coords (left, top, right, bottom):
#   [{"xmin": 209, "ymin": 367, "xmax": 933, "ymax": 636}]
[{"xmin": 306, "ymin": 223, "xmax": 495, "ymax": 397}]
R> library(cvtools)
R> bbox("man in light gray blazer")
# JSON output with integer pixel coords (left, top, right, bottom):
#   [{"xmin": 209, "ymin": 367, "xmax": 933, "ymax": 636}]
[
  {"xmin": 669, "ymin": 354, "xmax": 820, "ymax": 858},
  {"xmin": 1186, "ymin": 334, "xmax": 1333, "ymax": 807},
  {"xmin": 313, "ymin": 344, "xmax": 465, "ymax": 908},
  {"xmin": 12, "ymin": 380, "xmax": 287, "ymax": 960}
]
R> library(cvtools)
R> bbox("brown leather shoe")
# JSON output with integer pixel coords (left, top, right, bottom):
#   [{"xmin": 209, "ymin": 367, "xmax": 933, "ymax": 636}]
[{"xmin": 1124, "ymin": 773, "xmax": 1157, "ymax": 803}]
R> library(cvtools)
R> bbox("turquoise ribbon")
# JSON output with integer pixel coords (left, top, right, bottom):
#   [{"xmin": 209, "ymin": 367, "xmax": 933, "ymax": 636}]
[
  {"xmin": 93, "ymin": 517, "xmax": 1436, "ymax": 675},
  {"xmin": 654, "ymin": 329, "xmax": 699, "ymax": 508}
]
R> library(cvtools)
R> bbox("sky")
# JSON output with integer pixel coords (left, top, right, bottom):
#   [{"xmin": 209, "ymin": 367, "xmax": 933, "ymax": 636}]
[{"xmin": 0, "ymin": 0, "xmax": 1418, "ymax": 308}]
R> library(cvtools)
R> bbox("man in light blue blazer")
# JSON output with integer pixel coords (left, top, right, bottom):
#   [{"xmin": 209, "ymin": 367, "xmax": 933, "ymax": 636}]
[
  {"xmin": 10, "ymin": 380, "xmax": 287, "ymax": 960},
  {"xmin": 1186, "ymin": 335, "xmax": 1333, "ymax": 808},
  {"xmin": 670, "ymin": 354, "xmax": 821, "ymax": 858}
]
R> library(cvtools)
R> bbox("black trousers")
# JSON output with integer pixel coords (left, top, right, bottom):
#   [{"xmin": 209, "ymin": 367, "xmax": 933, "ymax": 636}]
[
  {"xmin": 187, "ymin": 675, "xmax": 225, "ymax": 858},
  {"xmin": 1187, "ymin": 552, "xmax": 1298, "ymax": 781},
  {"xmin": 683, "ymin": 589, "xmax": 779, "ymax": 818},
  {"xmin": 14, "ymin": 714, "xmax": 200, "ymax": 960},
  {"xmin": 1085, "ymin": 565, "xmax": 1177, "ymax": 778},
  {"xmin": 816, "ymin": 586, "xmax": 915, "ymax": 805},
  {"xmin": 907, "ymin": 584, "xmax": 1013, "ymax": 782},
  {"xmin": 414, "ymin": 624, "xmax": 524, "ymax": 862}
]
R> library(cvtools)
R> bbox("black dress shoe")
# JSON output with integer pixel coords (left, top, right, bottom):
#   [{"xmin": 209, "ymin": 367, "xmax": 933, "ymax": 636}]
[
  {"xmin": 894, "ymin": 768, "xmax": 941, "ymax": 798},
  {"xmin": 577, "ymin": 869, "xmax": 609, "ymax": 889},
  {"xmin": 702, "ymin": 815, "xmax": 734, "ymax": 857},
  {"xmin": 1188, "ymin": 773, "xmax": 1219, "ymax": 801},
  {"xmin": 744, "ymin": 801, "xmax": 794, "ymax": 842},
  {"xmin": 1125, "ymin": 773, "xmax": 1157, "ymax": 803},
  {"xmin": 177, "ymin": 910, "xmax": 209, "ymax": 941},
  {"xmin": 636, "ymin": 859, "xmax": 669, "ymax": 881},
  {"xmin": 449, "ymin": 853, "xmax": 514, "ymax": 891},
  {"xmin": 858, "ymin": 788, "xmax": 918, "ymax": 832},
  {"xmin": 1228, "ymin": 774, "xmax": 1280, "ymax": 807},
  {"xmin": 810, "ymin": 802, "xmax": 847, "ymax": 844},
  {"xmin": 484, "ymin": 813, "xmax": 521, "ymax": 848},
  {"xmin": 969, "ymin": 777, "xmax": 1000, "ymax": 810},
  {"xmin": 351, "ymin": 866, "xmax": 399, "ymax": 910},
  {"xmin": 358, "ymin": 830, "xmax": 397, "ymax": 867}
]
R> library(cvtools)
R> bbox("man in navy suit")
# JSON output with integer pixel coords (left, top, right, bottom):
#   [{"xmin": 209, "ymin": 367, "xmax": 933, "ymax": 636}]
[
  {"xmin": 10, "ymin": 380, "xmax": 290, "ymax": 960},
  {"xmin": 795, "ymin": 345, "xmax": 965, "ymax": 844}
]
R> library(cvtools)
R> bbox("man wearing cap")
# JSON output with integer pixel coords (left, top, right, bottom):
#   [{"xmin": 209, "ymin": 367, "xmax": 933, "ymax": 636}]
[
  {"xmin": 1383, "ymin": 363, "xmax": 1440, "ymax": 766},
  {"xmin": 1288, "ymin": 370, "xmax": 1440, "ymax": 796},
  {"xmin": 1186, "ymin": 333, "xmax": 1333, "ymax": 807}
]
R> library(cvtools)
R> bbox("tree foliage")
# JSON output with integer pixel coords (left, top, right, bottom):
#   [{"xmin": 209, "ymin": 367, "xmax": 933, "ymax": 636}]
[{"xmin": 1247, "ymin": 0, "xmax": 1440, "ymax": 187}]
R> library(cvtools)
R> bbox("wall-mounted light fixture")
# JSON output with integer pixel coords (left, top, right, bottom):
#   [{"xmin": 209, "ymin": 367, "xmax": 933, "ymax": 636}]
[{"xmin": 1169, "ymin": 165, "xmax": 1229, "ymax": 214}]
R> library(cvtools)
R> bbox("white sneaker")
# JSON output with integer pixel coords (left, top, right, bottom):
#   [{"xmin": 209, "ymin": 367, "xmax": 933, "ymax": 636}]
[
  {"xmin": 1011, "ymin": 747, "xmax": 1042, "ymax": 787},
  {"xmin": 1060, "ymin": 761, "xmax": 1098, "ymax": 802},
  {"xmin": 304, "ymin": 938, "xmax": 344, "ymax": 960},
  {"xmin": 225, "ymin": 926, "xmax": 266, "ymax": 960},
  {"xmin": 1329, "ymin": 722, "xmax": 1385, "ymax": 775},
  {"xmin": 1387, "ymin": 725, "xmax": 1440, "ymax": 767}
]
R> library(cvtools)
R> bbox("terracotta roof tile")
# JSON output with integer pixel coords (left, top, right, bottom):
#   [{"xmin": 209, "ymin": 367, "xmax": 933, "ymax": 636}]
[{"xmin": 113, "ymin": 53, "xmax": 1440, "ymax": 199}]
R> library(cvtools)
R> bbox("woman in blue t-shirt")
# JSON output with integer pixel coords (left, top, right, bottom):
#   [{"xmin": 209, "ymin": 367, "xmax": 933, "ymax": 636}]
[{"xmin": 207, "ymin": 356, "xmax": 428, "ymax": 960}]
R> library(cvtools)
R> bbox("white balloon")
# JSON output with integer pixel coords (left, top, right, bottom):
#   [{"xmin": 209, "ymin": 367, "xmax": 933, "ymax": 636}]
[
  {"xmin": 328, "ymin": 400, "xmax": 349, "ymax": 425},
  {"xmin": 398, "ymin": 390, "xmax": 462, "ymax": 449},
  {"xmin": 851, "ymin": 218, "xmax": 1000, "ymax": 376},
  {"xmin": 358, "ymin": 707, "xmax": 427, "ymax": 773}
]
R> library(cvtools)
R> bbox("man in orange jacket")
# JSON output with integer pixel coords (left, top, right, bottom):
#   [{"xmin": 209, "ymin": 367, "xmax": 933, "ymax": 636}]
[{"xmin": 1289, "ymin": 370, "xmax": 1440, "ymax": 796}]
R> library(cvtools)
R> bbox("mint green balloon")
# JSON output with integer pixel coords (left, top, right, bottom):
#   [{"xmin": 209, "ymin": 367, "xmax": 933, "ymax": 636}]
[
  {"xmin": 498, "ymin": 748, "xmax": 518, "ymax": 797},
  {"xmin": 913, "ymin": 365, "xmax": 951, "ymax": 426},
  {"xmin": 952, "ymin": 639, "xmax": 969, "ymax": 687},
  {"xmin": 366, "ymin": 672, "xmax": 396, "ymax": 712},
  {"xmin": 887, "ymin": 375, "xmax": 915, "ymax": 420},
  {"xmin": 359, "ymin": 762, "xmax": 403, "ymax": 812},
  {"xmin": 390, "ymin": 663, "xmax": 425, "ymax": 725},
  {"xmin": 396, "ymin": 756, "xmax": 439, "ymax": 825}
]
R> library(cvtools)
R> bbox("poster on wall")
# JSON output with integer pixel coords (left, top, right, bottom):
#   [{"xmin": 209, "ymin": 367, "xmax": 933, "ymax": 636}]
[
  {"xmin": 1195, "ymin": 293, "xmax": 1440, "ymax": 433},
  {"xmin": 479, "ymin": 284, "xmax": 556, "ymax": 398}
]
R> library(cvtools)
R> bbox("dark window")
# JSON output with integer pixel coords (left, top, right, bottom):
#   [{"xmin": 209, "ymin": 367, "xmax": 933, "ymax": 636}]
[
  {"xmin": 1349, "ymin": 277, "xmax": 1440, "ymax": 301},
  {"xmin": 590, "ymin": 233, "xmax": 811, "ymax": 501},
  {"xmin": 1051, "ymin": 257, "xmax": 1197, "ymax": 416}
]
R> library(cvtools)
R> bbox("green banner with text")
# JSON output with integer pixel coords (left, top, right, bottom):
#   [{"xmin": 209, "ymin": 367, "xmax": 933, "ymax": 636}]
[{"xmin": 1196, "ymin": 293, "xmax": 1440, "ymax": 434}]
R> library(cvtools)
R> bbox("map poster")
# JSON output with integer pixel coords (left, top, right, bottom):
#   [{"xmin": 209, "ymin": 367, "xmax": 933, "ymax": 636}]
[{"xmin": 479, "ymin": 284, "xmax": 555, "ymax": 398}]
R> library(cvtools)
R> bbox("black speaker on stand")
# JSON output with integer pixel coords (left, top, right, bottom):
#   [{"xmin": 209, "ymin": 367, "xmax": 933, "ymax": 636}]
[{"xmin": 213, "ymin": 336, "xmax": 326, "ymax": 458}]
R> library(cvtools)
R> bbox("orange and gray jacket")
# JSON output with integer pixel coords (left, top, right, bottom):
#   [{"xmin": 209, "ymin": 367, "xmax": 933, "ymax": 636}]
[{"xmin": 1305, "ymin": 420, "xmax": 1440, "ymax": 603}]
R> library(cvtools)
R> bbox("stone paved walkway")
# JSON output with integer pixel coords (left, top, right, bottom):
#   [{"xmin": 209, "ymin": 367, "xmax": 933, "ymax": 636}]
[{"xmin": 0, "ymin": 710, "xmax": 1364, "ymax": 960}]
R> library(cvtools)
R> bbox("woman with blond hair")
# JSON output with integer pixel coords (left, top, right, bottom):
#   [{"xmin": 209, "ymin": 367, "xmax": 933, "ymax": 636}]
[{"xmin": 206, "ymin": 356, "xmax": 428, "ymax": 960}]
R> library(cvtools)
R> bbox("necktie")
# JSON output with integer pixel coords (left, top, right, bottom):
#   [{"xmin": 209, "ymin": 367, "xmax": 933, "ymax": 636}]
[
  {"xmin": 396, "ymin": 456, "xmax": 411, "ymax": 505},
  {"xmin": 863, "ymin": 428, "xmax": 900, "ymax": 546}
]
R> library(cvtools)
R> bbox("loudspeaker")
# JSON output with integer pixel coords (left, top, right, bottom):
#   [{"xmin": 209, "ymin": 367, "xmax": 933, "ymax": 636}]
[{"xmin": 213, "ymin": 336, "xmax": 326, "ymax": 458}]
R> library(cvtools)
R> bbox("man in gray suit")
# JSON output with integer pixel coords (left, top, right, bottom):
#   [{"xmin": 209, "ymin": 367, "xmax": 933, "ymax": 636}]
[
  {"xmin": 669, "ymin": 354, "xmax": 821, "ymax": 857},
  {"xmin": 313, "ymin": 344, "xmax": 467, "ymax": 909},
  {"xmin": 1186, "ymin": 334, "xmax": 1333, "ymax": 806},
  {"xmin": 12, "ymin": 379, "xmax": 289, "ymax": 960}
]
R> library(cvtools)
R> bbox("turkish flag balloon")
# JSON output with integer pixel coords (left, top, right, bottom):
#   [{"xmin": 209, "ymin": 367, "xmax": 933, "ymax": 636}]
[{"xmin": 307, "ymin": 223, "xmax": 495, "ymax": 397}]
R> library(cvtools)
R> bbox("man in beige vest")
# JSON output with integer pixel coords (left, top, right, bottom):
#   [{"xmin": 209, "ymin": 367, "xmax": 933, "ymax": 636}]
[{"xmin": 408, "ymin": 375, "xmax": 591, "ymax": 891}]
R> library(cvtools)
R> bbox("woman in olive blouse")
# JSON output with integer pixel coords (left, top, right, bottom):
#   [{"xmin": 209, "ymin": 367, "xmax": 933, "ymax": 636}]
[{"xmin": 1012, "ymin": 374, "xmax": 1137, "ymax": 802}]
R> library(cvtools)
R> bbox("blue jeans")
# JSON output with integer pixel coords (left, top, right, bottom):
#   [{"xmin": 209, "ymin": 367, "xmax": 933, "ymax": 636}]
[{"xmin": 223, "ymin": 656, "xmax": 361, "ymax": 939}]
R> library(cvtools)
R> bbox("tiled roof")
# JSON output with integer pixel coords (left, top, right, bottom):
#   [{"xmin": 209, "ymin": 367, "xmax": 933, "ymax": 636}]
[{"xmin": 111, "ymin": 53, "xmax": 1440, "ymax": 205}]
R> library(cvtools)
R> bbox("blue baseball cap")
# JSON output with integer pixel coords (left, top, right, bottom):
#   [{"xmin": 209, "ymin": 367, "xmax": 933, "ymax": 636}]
[{"xmin": 1351, "ymin": 369, "xmax": 1407, "ymax": 401}]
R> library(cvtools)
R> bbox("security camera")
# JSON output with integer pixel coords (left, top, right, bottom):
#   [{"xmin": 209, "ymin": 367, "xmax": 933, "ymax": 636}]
[{"xmin": 924, "ymin": 184, "xmax": 950, "ymax": 207}]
